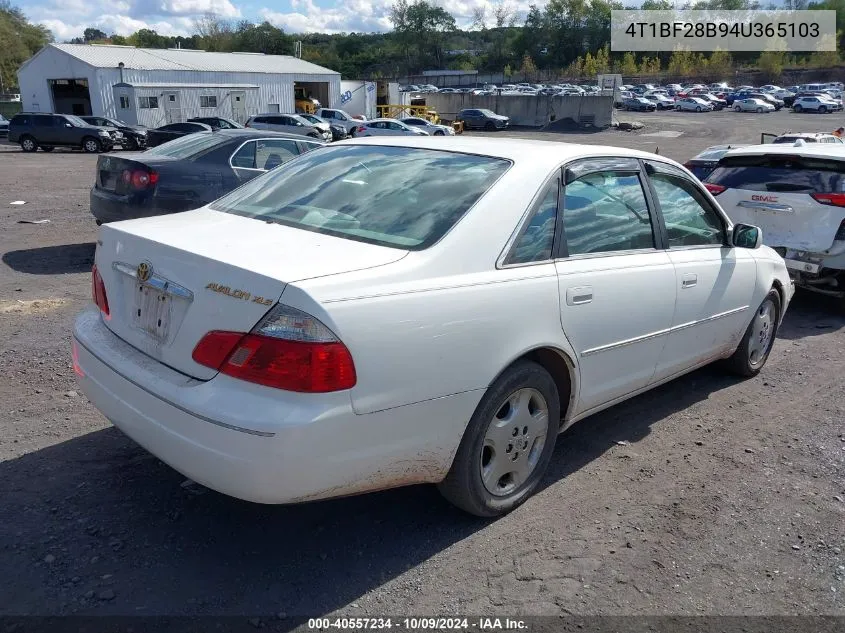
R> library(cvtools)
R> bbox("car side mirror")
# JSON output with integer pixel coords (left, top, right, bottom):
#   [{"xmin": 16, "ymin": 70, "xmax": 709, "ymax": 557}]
[
  {"xmin": 733, "ymin": 223, "xmax": 762, "ymax": 249},
  {"xmin": 65, "ymin": 123, "xmax": 73, "ymax": 128}
]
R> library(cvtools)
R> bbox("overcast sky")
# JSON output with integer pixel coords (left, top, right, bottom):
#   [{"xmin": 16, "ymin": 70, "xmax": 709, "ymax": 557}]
[{"xmin": 25, "ymin": 0, "xmax": 542, "ymax": 42}]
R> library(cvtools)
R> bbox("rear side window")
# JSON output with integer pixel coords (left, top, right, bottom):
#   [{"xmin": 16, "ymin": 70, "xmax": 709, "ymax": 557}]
[
  {"xmin": 210, "ymin": 145, "xmax": 511, "ymax": 250},
  {"xmin": 707, "ymin": 155, "xmax": 845, "ymax": 193},
  {"xmin": 11, "ymin": 115, "xmax": 29, "ymax": 125},
  {"xmin": 33, "ymin": 115, "xmax": 54, "ymax": 126}
]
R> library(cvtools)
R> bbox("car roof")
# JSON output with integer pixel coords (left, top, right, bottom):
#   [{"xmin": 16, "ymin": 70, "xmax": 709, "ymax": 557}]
[
  {"xmin": 776, "ymin": 132, "xmax": 836, "ymax": 139},
  {"xmin": 724, "ymin": 143, "xmax": 845, "ymax": 160},
  {"xmin": 337, "ymin": 136, "xmax": 683, "ymax": 169},
  {"xmin": 214, "ymin": 128, "xmax": 315, "ymax": 141}
]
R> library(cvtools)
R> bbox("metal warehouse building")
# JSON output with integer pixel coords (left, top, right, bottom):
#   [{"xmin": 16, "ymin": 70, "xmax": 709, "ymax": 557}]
[{"xmin": 17, "ymin": 43, "xmax": 341, "ymax": 127}]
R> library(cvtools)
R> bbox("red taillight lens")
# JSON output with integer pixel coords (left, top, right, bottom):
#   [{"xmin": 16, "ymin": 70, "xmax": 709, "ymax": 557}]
[
  {"xmin": 811, "ymin": 192, "xmax": 845, "ymax": 207},
  {"xmin": 91, "ymin": 264, "xmax": 109, "ymax": 317},
  {"xmin": 192, "ymin": 305, "xmax": 357, "ymax": 393},
  {"xmin": 122, "ymin": 169, "xmax": 157, "ymax": 189},
  {"xmin": 357, "ymin": 126, "xmax": 366, "ymax": 132},
  {"xmin": 704, "ymin": 183, "xmax": 726, "ymax": 195}
]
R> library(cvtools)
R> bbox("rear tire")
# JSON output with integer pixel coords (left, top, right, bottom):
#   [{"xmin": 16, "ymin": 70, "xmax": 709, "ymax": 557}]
[
  {"xmin": 20, "ymin": 136, "xmax": 37, "ymax": 152},
  {"xmin": 40, "ymin": 145, "xmax": 55, "ymax": 152},
  {"xmin": 438, "ymin": 361, "xmax": 561, "ymax": 517},
  {"xmin": 724, "ymin": 289, "xmax": 780, "ymax": 377},
  {"xmin": 82, "ymin": 137, "xmax": 102, "ymax": 153}
]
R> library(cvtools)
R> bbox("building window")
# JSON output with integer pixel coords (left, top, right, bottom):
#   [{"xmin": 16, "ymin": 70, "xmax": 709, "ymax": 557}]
[
  {"xmin": 139, "ymin": 96, "xmax": 159, "ymax": 109},
  {"xmin": 119, "ymin": 96, "xmax": 130, "ymax": 109},
  {"xmin": 200, "ymin": 95, "xmax": 217, "ymax": 108}
]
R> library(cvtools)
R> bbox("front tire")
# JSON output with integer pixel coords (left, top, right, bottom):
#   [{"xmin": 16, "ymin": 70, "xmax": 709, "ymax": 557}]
[
  {"xmin": 725, "ymin": 289, "xmax": 780, "ymax": 377},
  {"xmin": 434, "ymin": 130, "xmax": 445, "ymax": 136},
  {"xmin": 485, "ymin": 121, "xmax": 496, "ymax": 131},
  {"xmin": 20, "ymin": 136, "xmax": 37, "ymax": 152},
  {"xmin": 735, "ymin": 105, "xmax": 742, "ymax": 112},
  {"xmin": 756, "ymin": 107, "xmax": 763, "ymax": 113},
  {"xmin": 82, "ymin": 137, "xmax": 102, "ymax": 153},
  {"xmin": 438, "ymin": 361, "xmax": 560, "ymax": 517},
  {"xmin": 696, "ymin": 105, "xmax": 702, "ymax": 112},
  {"xmin": 819, "ymin": 105, "xmax": 827, "ymax": 113},
  {"xmin": 794, "ymin": 104, "xmax": 803, "ymax": 113}
]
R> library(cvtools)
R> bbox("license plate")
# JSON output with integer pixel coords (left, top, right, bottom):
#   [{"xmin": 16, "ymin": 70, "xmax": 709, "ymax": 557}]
[
  {"xmin": 133, "ymin": 284, "xmax": 171, "ymax": 340},
  {"xmin": 785, "ymin": 258, "xmax": 820, "ymax": 274}
]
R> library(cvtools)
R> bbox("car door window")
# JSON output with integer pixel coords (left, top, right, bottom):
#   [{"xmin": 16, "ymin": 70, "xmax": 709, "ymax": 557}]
[
  {"xmin": 33, "ymin": 115, "xmax": 53, "ymax": 126},
  {"xmin": 231, "ymin": 141, "xmax": 257, "ymax": 168},
  {"xmin": 388, "ymin": 122, "xmax": 404, "ymax": 130},
  {"xmin": 507, "ymin": 178, "xmax": 559, "ymax": 264},
  {"xmin": 256, "ymin": 139, "xmax": 299, "ymax": 170},
  {"xmin": 647, "ymin": 168, "xmax": 725, "ymax": 247},
  {"xmin": 562, "ymin": 170, "xmax": 655, "ymax": 255}
]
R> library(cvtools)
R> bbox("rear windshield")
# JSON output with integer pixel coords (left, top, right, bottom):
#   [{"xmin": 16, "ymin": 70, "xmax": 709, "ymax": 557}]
[
  {"xmin": 686, "ymin": 164, "xmax": 717, "ymax": 180},
  {"xmin": 773, "ymin": 136, "xmax": 817, "ymax": 143},
  {"xmin": 144, "ymin": 132, "xmax": 220, "ymax": 159},
  {"xmin": 210, "ymin": 145, "xmax": 511, "ymax": 250},
  {"xmin": 706, "ymin": 155, "xmax": 845, "ymax": 193}
]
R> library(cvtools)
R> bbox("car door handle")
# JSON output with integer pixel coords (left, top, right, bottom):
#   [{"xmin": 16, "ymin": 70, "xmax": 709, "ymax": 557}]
[
  {"xmin": 566, "ymin": 286, "xmax": 593, "ymax": 305},
  {"xmin": 682, "ymin": 274, "xmax": 697, "ymax": 289}
]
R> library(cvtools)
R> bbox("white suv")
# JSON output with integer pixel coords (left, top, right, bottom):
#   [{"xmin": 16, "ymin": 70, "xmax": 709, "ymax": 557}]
[
  {"xmin": 704, "ymin": 142, "xmax": 845, "ymax": 306},
  {"xmin": 792, "ymin": 95, "xmax": 842, "ymax": 113}
]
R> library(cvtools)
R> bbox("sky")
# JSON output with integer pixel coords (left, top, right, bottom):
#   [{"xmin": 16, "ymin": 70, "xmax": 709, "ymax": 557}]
[{"xmin": 24, "ymin": 0, "xmax": 538, "ymax": 42}]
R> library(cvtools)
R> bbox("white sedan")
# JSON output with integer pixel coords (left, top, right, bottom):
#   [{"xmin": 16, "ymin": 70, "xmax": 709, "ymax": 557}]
[
  {"xmin": 675, "ymin": 97, "xmax": 714, "ymax": 112},
  {"xmin": 399, "ymin": 117, "xmax": 456, "ymax": 135},
  {"xmin": 352, "ymin": 118, "xmax": 429, "ymax": 137},
  {"xmin": 733, "ymin": 98, "xmax": 776, "ymax": 113},
  {"xmin": 72, "ymin": 137, "xmax": 793, "ymax": 516}
]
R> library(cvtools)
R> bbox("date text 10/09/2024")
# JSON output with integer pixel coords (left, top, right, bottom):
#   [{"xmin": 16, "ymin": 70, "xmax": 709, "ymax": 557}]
[{"xmin": 307, "ymin": 618, "xmax": 528, "ymax": 631}]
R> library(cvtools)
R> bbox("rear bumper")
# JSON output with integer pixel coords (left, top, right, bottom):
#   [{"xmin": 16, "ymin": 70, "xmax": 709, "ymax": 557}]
[
  {"xmin": 72, "ymin": 306, "xmax": 477, "ymax": 504},
  {"xmin": 90, "ymin": 186, "xmax": 195, "ymax": 223}
]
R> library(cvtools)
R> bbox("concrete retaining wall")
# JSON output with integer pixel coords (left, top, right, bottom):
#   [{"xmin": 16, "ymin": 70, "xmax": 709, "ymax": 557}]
[{"xmin": 422, "ymin": 94, "xmax": 613, "ymax": 128}]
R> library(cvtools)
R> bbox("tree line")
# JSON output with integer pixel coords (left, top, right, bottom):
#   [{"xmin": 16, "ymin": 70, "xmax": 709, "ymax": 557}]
[{"xmin": 2, "ymin": 0, "xmax": 843, "ymax": 91}]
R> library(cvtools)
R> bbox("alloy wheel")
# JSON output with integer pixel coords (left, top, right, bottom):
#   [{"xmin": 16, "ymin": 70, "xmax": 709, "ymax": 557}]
[{"xmin": 480, "ymin": 388, "xmax": 549, "ymax": 497}]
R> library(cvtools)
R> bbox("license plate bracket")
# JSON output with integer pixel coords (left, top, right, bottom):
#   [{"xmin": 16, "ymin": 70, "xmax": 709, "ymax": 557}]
[
  {"xmin": 133, "ymin": 283, "xmax": 172, "ymax": 341},
  {"xmin": 785, "ymin": 258, "xmax": 820, "ymax": 274}
]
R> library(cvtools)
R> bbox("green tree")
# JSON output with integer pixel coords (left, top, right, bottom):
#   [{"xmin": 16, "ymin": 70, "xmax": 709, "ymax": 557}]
[
  {"xmin": 620, "ymin": 51, "xmax": 638, "ymax": 76},
  {"xmin": 757, "ymin": 50, "xmax": 786, "ymax": 79},
  {"xmin": 389, "ymin": 0, "xmax": 456, "ymax": 72},
  {"xmin": 83, "ymin": 27, "xmax": 107, "ymax": 42},
  {"xmin": 0, "ymin": 1, "xmax": 51, "ymax": 92},
  {"xmin": 520, "ymin": 52, "xmax": 537, "ymax": 76}
]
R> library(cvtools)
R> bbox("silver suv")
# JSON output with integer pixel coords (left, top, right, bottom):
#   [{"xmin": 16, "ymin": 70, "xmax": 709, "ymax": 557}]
[
  {"xmin": 245, "ymin": 114, "xmax": 330, "ymax": 141},
  {"xmin": 705, "ymin": 142, "xmax": 845, "ymax": 307}
]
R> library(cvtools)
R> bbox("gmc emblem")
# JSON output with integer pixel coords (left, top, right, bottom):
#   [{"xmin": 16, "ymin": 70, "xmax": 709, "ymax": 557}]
[{"xmin": 751, "ymin": 194, "xmax": 778, "ymax": 202}]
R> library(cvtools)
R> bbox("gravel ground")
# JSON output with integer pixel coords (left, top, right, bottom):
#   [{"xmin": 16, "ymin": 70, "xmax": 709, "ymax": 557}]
[{"xmin": 1, "ymin": 109, "xmax": 844, "ymax": 620}]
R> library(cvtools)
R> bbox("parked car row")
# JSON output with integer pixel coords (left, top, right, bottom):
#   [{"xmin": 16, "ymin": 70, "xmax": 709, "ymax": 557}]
[{"xmin": 401, "ymin": 82, "xmax": 602, "ymax": 97}]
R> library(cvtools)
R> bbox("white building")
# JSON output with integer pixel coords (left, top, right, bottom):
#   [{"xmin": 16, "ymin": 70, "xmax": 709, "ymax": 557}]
[
  {"xmin": 17, "ymin": 43, "xmax": 341, "ymax": 127},
  {"xmin": 339, "ymin": 80, "xmax": 403, "ymax": 119}
]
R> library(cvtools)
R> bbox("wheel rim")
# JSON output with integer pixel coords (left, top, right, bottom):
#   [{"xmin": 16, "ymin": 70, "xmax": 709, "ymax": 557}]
[
  {"xmin": 85, "ymin": 140, "xmax": 98, "ymax": 152},
  {"xmin": 480, "ymin": 388, "xmax": 549, "ymax": 497},
  {"xmin": 748, "ymin": 298, "xmax": 776, "ymax": 366},
  {"xmin": 22, "ymin": 139, "xmax": 34, "ymax": 150}
]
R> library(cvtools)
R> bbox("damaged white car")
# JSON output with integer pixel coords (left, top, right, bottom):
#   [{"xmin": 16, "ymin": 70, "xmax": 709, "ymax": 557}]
[
  {"xmin": 73, "ymin": 137, "xmax": 793, "ymax": 517},
  {"xmin": 705, "ymin": 142, "xmax": 845, "ymax": 307}
]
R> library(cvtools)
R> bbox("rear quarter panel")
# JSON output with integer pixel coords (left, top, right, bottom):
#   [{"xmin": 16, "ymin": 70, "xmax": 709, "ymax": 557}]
[{"xmin": 287, "ymin": 265, "xmax": 575, "ymax": 416}]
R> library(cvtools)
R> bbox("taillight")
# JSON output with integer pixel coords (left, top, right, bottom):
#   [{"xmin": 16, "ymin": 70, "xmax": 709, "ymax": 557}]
[
  {"xmin": 121, "ymin": 169, "xmax": 158, "ymax": 189},
  {"xmin": 357, "ymin": 126, "xmax": 366, "ymax": 132},
  {"xmin": 704, "ymin": 183, "xmax": 726, "ymax": 195},
  {"xmin": 192, "ymin": 304, "xmax": 356, "ymax": 393},
  {"xmin": 91, "ymin": 264, "xmax": 110, "ymax": 317},
  {"xmin": 811, "ymin": 192, "xmax": 845, "ymax": 207}
]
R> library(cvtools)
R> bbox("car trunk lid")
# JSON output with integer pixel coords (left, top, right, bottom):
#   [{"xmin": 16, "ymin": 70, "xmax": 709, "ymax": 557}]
[
  {"xmin": 708, "ymin": 153, "xmax": 845, "ymax": 252},
  {"xmin": 95, "ymin": 154, "xmax": 176, "ymax": 194},
  {"xmin": 95, "ymin": 208, "xmax": 407, "ymax": 379}
]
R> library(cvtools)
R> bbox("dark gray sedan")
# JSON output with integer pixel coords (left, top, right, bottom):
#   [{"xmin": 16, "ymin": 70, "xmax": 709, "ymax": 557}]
[
  {"xmin": 89, "ymin": 129, "xmax": 325, "ymax": 224},
  {"xmin": 456, "ymin": 108, "xmax": 510, "ymax": 131}
]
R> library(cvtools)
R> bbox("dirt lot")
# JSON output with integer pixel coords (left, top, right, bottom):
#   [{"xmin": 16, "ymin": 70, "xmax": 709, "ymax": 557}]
[{"xmin": 1, "ymin": 109, "xmax": 844, "ymax": 620}]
